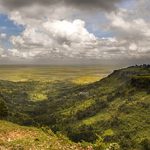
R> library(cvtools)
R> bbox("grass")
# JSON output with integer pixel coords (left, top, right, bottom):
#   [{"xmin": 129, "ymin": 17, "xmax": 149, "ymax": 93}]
[
  {"xmin": 80, "ymin": 111, "xmax": 111, "ymax": 126},
  {"xmin": 61, "ymin": 99, "xmax": 96, "ymax": 117},
  {"xmin": 0, "ymin": 120, "xmax": 88, "ymax": 150},
  {"xmin": 0, "ymin": 65, "xmax": 113, "ymax": 84}
]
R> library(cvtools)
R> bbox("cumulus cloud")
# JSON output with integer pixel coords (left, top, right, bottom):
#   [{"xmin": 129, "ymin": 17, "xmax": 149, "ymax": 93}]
[
  {"xmin": 105, "ymin": 5, "xmax": 150, "ymax": 58},
  {"xmin": 10, "ymin": 19, "xmax": 97, "ymax": 59},
  {"xmin": 107, "ymin": 10, "xmax": 150, "ymax": 40}
]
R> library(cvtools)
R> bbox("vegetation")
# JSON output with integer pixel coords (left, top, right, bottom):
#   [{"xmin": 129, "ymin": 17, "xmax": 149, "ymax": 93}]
[
  {"xmin": 0, "ymin": 98, "xmax": 8, "ymax": 118},
  {"xmin": 0, "ymin": 64, "xmax": 149, "ymax": 149},
  {"xmin": 0, "ymin": 65, "xmax": 111, "ymax": 83},
  {"xmin": 0, "ymin": 120, "xmax": 89, "ymax": 150}
]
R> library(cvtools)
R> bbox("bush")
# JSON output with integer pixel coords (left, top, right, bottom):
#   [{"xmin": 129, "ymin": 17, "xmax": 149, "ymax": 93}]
[{"xmin": 68, "ymin": 125, "xmax": 97, "ymax": 142}]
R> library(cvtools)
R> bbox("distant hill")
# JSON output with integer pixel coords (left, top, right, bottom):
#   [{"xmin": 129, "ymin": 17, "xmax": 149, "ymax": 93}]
[{"xmin": 0, "ymin": 65, "xmax": 150, "ymax": 150}]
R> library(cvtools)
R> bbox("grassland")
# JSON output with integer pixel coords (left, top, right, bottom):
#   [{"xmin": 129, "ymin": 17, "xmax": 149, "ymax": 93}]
[{"xmin": 0, "ymin": 65, "xmax": 113, "ymax": 84}]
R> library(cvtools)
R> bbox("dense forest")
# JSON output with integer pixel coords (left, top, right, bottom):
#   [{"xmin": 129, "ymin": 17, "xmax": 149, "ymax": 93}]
[{"xmin": 0, "ymin": 65, "xmax": 150, "ymax": 150}]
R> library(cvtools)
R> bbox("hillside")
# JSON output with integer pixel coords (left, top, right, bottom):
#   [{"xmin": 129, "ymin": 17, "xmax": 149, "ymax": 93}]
[
  {"xmin": 0, "ymin": 65, "xmax": 150, "ymax": 150},
  {"xmin": 0, "ymin": 120, "xmax": 91, "ymax": 150}
]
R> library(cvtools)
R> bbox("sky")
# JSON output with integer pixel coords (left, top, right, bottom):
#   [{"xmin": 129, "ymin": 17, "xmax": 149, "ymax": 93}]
[{"xmin": 0, "ymin": 0, "xmax": 150, "ymax": 65}]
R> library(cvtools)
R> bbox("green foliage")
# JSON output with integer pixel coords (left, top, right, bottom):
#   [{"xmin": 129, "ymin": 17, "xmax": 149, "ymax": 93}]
[
  {"xmin": 94, "ymin": 135, "xmax": 120, "ymax": 150},
  {"xmin": 94, "ymin": 136, "xmax": 107, "ymax": 150},
  {"xmin": 0, "ymin": 98, "xmax": 8, "ymax": 118},
  {"xmin": 131, "ymin": 75, "xmax": 150, "ymax": 89},
  {"xmin": 68, "ymin": 125, "xmax": 97, "ymax": 143}
]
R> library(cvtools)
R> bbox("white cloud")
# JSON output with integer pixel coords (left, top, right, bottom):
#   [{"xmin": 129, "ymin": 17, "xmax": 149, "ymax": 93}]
[
  {"xmin": 43, "ymin": 19, "xmax": 96, "ymax": 43},
  {"xmin": 0, "ymin": 33, "xmax": 7, "ymax": 39},
  {"xmin": 105, "ymin": 6, "xmax": 150, "ymax": 59},
  {"xmin": 108, "ymin": 10, "xmax": 131, "ymax": 31},
  {"xmin": 10, "ymin": 19, "xmax": 97, "ymax": 59},
  {"xmin": 108, "ymin": 11, "xmax": 150, "ymax": 38},
  {"xmin": 129, "ymin": 43, "xmax": 137, "ymax": 51}
]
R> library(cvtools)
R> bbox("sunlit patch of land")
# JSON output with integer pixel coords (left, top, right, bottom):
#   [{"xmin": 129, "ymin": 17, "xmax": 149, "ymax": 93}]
[
  {"xmin": 29, "ymin": 92, "xmax": 48, "ymax": 101},
  {"xmin": 0, "ymin": 65, "xmax": 114, "ymax": 84},
  {"xmin": 61, "ymin": 99, "xmax": 95, "ymax": 117},
  {"xmin": 71, "ymin": 75, "xmax": 104, "ymax": 85}
]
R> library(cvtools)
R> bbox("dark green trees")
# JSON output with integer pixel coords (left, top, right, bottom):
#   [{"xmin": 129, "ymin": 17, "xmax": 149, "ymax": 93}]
[{"xmin": 0, "ymin": 98, "xmax": 8, "ymax": 118}]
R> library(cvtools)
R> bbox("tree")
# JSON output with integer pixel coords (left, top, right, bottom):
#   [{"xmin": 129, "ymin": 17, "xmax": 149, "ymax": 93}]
[{"xmin": 0, "ymin": 98, "xmax": 8, "ymax": 118}]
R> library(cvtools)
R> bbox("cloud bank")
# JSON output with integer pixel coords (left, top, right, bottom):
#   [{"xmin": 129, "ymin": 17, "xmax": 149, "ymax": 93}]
[
  {"xmin": 0, "ymin": 0, "xmax": 150, "ymax": 65},
  {"xmin": 0, "ymin": 0, "xmax": 123, "ymax": 12}
]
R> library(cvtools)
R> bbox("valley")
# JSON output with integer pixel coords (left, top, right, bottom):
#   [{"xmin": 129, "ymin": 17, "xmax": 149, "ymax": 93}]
[{"xmin": 0, "ymin": 65, "xmax": 150, "ymax": 150}]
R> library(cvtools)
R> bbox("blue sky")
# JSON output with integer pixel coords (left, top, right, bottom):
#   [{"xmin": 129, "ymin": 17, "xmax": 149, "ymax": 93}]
[
  {"xmin": 0, "ymin": 13, "xmax": 23, "ymax": 36},
  {"xmin": 0, "ymin": 13, "xmax": 24, "ymax": 49}
]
